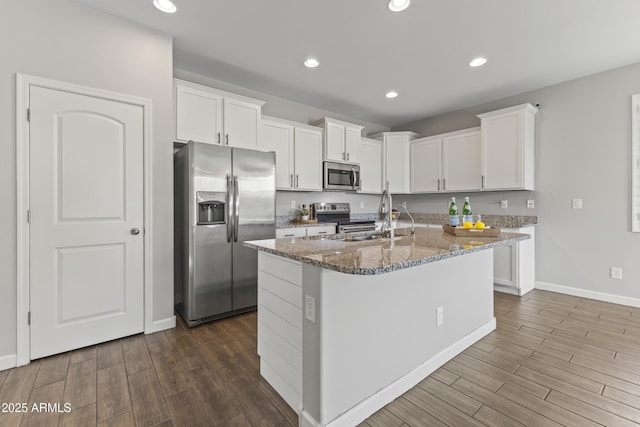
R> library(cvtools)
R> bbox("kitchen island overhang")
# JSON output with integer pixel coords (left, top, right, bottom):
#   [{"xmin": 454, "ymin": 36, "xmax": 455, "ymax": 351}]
[{"xmin": 245, "ymin": 228, "xmax": 530, "ymax": 427}]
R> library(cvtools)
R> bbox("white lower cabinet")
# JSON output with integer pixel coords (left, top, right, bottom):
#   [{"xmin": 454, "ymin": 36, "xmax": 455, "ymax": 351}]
[
  {"xmin": 257, "ymin": 252, "xmax": 303, "ymax": 412},
  {"xmin": 493, "ymin": 226, "xmax": 536, "ymax": 296},
  {"xmin": 276, "ymin": 225, "xmax": 336, "ymax": 238}
]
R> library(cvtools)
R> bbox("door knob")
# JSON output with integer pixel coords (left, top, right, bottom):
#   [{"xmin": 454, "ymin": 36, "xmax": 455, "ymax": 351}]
[{"xmin": 130, "ymin": 228, "xmax": 141, "ymax": 235}]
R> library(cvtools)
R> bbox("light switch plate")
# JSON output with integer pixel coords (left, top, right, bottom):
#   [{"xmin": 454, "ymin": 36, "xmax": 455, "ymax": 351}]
[
  {"xmin": 572, "ymin": 198, "xmax": 583, "ymax": 209},
  {"xmin": 436, "ymin": 307, "xmax": 444, "ymax": 326},
  {"xmin": 500, "ymin": 200, "xmax": 508, "ymax": 209},
  {"xmin": 610, "ymin": 267, "xmax": 623, "ymax": 280},
  {"xmin": 305, "ymin": 295, "xmax": 316, "ymax": 323}
]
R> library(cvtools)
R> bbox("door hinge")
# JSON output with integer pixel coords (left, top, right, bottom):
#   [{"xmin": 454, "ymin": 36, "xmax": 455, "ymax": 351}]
[
  {"xmin": 28, "ymin": 311, "xmax": 31, "ymax": 325},
  {"xmin": 27, "ymin": 108, "xmax": 30, "ymax": 122},
  {"xmin": 27, "ymin": 210, "xmax": 31, "ymax": 223}
]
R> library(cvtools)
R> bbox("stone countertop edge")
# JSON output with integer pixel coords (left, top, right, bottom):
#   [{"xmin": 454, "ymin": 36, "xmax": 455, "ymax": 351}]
[{"xmin": 245, "ymin": 232, "xmax": 530, "ymax": 275}]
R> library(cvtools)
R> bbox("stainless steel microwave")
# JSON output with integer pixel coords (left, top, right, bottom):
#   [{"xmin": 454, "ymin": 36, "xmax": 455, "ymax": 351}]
[{"xmin": 323, "ymin": 161, "xmax": 361, "ymax": 191}]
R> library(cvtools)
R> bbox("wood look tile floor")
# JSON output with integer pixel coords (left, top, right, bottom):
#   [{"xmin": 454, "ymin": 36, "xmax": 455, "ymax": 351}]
[{"xmin": 1, "ymin": 289, "xmax": 640, "ymax": 426}]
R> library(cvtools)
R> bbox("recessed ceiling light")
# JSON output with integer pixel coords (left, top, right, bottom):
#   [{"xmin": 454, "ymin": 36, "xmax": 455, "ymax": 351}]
[
  {"xmin": 304, "ymin": 58, "xmax": 319, "ymax": 68},
  {"xmin": 388, "ymin": 0, "xmax": 411, "ymax": 12},
  {"xmin": 386, "ymin": 91, "xmax": 398, "ymax": 99},
  {"xmin": 153, "ymin": 0, "xmax": 177, "ymax": 13},
  {"xmin": 469, "ymin": 57, "xmax": 487, "ymax": 67}
]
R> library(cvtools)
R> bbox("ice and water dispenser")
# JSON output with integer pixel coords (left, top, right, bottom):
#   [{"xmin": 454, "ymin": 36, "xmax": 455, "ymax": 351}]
[{"xmin": 196, "ymin": 192, "xmax": 226, "ymax": 225}]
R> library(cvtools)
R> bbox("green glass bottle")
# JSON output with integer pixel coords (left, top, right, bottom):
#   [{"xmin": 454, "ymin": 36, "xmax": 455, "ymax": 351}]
[
  {"xmin": 448, "ymin": 197, "xmax": 459, "ymax": 226},
  {"xmin": 462, "ymin": 197, "xmax": 473, "ymax": 224}
]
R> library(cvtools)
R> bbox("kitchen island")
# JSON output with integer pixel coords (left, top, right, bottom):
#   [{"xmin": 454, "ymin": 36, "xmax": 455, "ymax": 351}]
[{"xmin": 244, "ymin": 228, "xmax": 530, "ymax": 427}]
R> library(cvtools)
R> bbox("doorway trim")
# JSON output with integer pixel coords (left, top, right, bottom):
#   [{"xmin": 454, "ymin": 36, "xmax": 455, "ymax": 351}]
[{"xmin": 16, "ymin": 74, "xmax": 154, "ymax": 366}]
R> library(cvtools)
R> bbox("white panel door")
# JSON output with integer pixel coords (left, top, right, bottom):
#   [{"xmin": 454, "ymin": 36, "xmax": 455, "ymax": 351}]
[
  {"xmin": 223, "ymin": 97, "xmax": 261, "ymax": 149},
  {"xmin": 29, "ymin": 86, "xmax": 144, "ymax": 359}
]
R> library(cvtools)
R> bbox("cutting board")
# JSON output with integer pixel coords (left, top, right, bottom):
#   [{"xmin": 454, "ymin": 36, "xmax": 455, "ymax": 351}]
[{"xmin": 443, "ymin": 224, "xmax": 500, "ymax": 237}]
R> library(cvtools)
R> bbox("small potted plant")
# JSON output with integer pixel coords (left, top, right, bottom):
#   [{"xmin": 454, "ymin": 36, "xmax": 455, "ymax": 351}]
[{"xmin": 299, "ymin": 205, "xmax": 310, "ymax": 221}]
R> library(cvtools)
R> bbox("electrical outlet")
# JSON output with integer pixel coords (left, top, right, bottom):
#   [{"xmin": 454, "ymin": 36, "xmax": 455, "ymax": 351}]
[
  {"xmin": 436, "ymin": 307, "xmax": 444, "ymax": 326},
  {"xmin": 401, "ymin": 201, "xmax": 407, "ymax": 209},
  {"xmin": 290, "ymin": 200, "xmax": 296, "ymax": 210},
  {"xmin": 305, "ymin": 295, "xmax": 316, "ymax": 323},
  {"xmin": 572, "ymin": 198, "xmax": 583, "ymax": 209},
  {"xmin": 500, "ymin": 200, "xmax": 508, "ymax": 209},
  {"xmin": 610, "ymin": 267, "xmax": 623, "ymax": 280},
  {"xmin": 360, "ymin": 201, "xmax": 364, "ymax": 209},
  {"xmin": 527, "ymin": 199, "xmax": 535, "ymax": 209}
]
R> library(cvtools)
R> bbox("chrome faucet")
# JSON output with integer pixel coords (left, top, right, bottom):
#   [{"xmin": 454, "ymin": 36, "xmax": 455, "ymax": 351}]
[
  {"xmin": 378, "ymin": 182, "xmax": 394, "ymax": 239},
  {"xmin": 396, "ymin": 204, "xmax": 415, "ymax": 237}
]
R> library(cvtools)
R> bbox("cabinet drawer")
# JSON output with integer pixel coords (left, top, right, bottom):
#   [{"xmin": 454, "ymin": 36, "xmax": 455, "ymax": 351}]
[
  {"xmin": 307, "ymin": 225, "xmax": 336, "ymax": 236},
  {"xmin": 276, "ymin": 227, "xmax": 307, "ymax": 238}
]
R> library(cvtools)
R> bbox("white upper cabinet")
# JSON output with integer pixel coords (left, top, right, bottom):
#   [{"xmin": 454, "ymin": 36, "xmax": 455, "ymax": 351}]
[
  {"xmin": 478, "ymin": 103, "xmax": 538, "ymax": 191},
  {"xmin": 359, "ymin": 137, "xmax": 383, "ymax": 194},
  {"xmin": 442, "ymin": 128, "xmax": 482, "ymax": 192},
  {"xmin": 293, "ymin": 126, "xmax": 323, "ymax": 191},
  {"xmin": 260, "ymin": 118, "xmax": 294, "ymax": 189},
  {"xmin": 313, "ymin": 117, "xmax": 363, "ymax": 164},
  {"xmin": 410, "ymin": 128, "xmax": 481, "ymax": 193},
  {"xmin": 259, "ymin": 116, "xmax": 322, "ymax": 191},
  {"xmin": 174, "ymin": 79, "xmax": 264, "ymax": 149},
  {"xmin": 410, "ymin": 136, "xmax": 441, "ymax": 193},
  {"xmin": 371, "ymin": 131, "xmax": 421, "ymax": 194}
]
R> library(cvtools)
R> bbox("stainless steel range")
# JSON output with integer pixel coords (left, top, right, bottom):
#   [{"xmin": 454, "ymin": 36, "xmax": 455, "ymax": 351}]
[{"xmin": 312, "ymin": 202, "xmax": 376, "ymax": 234}]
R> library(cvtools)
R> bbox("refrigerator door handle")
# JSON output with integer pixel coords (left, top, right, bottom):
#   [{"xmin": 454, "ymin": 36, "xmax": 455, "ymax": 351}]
[
  {"xmin": 233, "ymin": 174, "xmax": 240, "ymax": 242},
  {"xmin": 226, "ymin": 174, "xmax": 233, "ymax": 242}
]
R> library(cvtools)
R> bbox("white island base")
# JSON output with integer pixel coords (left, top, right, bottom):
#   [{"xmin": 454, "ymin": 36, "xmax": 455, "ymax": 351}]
[{"xmin": 257, "ymin": 249, "xmax": 496, "ymax": 427}]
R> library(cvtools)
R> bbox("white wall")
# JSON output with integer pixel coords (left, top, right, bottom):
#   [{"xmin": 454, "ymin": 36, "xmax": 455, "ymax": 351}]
[
  {"xmin": 1, "ymin": 0, "xmax": 174, "ymax": 362},
  {"xmin": 395, "ymin": 62, "xmax": 640, "ymax": 301}
]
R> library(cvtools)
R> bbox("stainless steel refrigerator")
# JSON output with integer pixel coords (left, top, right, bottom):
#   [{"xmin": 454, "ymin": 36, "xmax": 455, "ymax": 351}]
[{"xmin": 174, "ymin": 141, "xmax": 275, "ymax": 326}]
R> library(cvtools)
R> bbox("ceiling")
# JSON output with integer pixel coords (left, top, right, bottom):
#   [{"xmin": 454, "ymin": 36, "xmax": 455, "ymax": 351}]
[{"xmin": 74, "ymin": 0, "xmax": 640, "ymax": 128}]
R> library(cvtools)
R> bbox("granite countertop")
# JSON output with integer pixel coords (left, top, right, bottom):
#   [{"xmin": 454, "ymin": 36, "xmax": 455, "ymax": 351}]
[
  {"xmin": 276, "ymin": 213, "xmax": 537, "ymax": 229},
  {"xmin": 245, "ymin": 227, "xmax": 530, "ymax": 275}
]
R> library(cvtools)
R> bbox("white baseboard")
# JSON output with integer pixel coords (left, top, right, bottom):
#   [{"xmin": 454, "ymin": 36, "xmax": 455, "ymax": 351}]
[
  {"xmin": 0, "ymin": 354, "xmax": 17, "ymax": 372},
  {"xmin": 302, "ymin": 318, "xmax": 497, "ymax": 427},
  {"xmin": 146, "ymin": 315, "xmax": 176, "ymax": 334},
  {"xmin": 536, "ymin": 281, "xmax": 640, "ymax": 309}
]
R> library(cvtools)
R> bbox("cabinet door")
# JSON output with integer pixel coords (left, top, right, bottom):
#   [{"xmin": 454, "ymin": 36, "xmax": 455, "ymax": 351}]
[
  {"xmin": 223, "ymin": 97, "xmax": 261, "ymax": 149},
  {"xmin": 175, "ymin": 83, "xmax": 223, "ymax": 144},
  {"xmin": 359, "ymin": 138, "xmax": 382, "ymax": 194},
  {"xmin": 410, "ymin": 137, "xmax": 441, "ymax": 193},
  {"xmin": 260, "ymin": 120, "xmax": 294, "ymax": 189},
  {"xmin": 307, "ymin": 225, "xmax": 336, "ymax": 236},
  {"xmin": 276, "ymin": 227, "xmax": 307, "ymax": 238},
  {"xmin": 325, "ymin": 121, "xmax": 345, "ymax": 162},
  {"xmin": 481, "ymin": 112, "xmax": 523, "ymax": 190},
  {"xmin": 345, "ymin": 126, "xmax": 361, "ymax": 164},
  {"xmin": 442, "ymin": 130, "xmax": 481, "ymax": 191},
  {"xmin": 294, "ymin": 127, "xmax": 323, "ymax": 191},
  {"xmin": 384, "ymin": 134, "xmax": 411, "ymax": 193}
]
